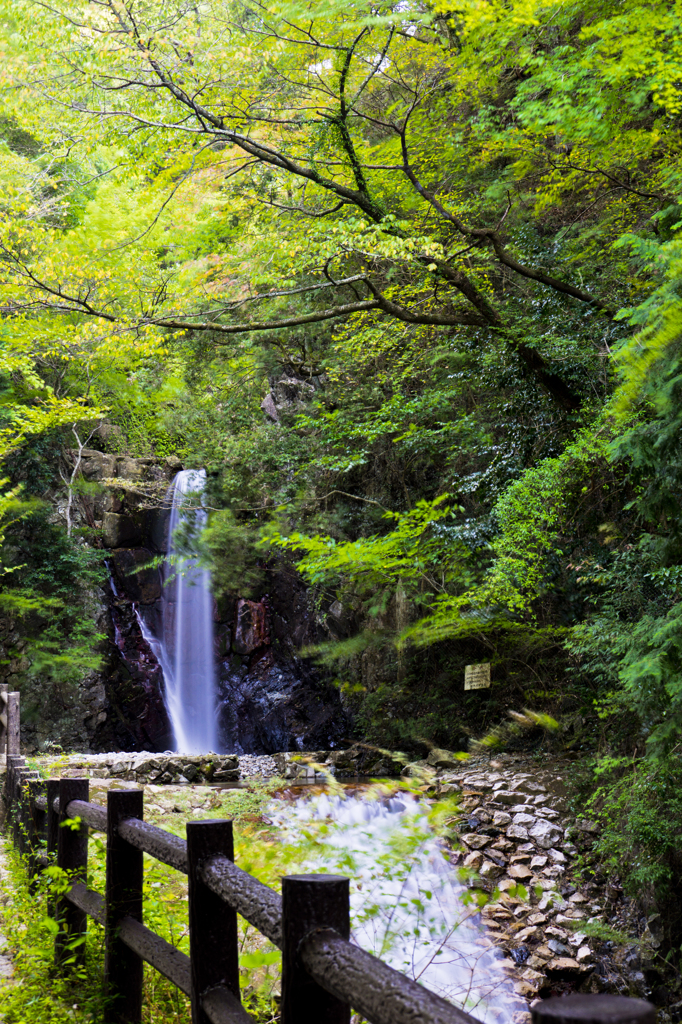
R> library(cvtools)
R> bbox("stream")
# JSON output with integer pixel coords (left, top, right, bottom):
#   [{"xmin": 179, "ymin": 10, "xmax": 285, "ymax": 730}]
[{"xmin": 270, "ymin": 788, "xmax": 525, "ymax": 1022}]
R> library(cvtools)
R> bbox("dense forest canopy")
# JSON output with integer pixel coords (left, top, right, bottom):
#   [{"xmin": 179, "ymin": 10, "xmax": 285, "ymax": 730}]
[{"xmin": 1, "ymin": 0, "xmax": 682, "ymax": 901}]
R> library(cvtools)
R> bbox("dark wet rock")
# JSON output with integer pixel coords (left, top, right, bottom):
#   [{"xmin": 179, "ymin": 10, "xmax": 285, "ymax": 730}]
[
  {"xmin": 233, "ymin": 599, "xmax": 270, "ymax": 654},
  {"xmin": 326, "ymin": 744, "xmax": 403, "ymax": 776},
  {"xmin": 511, "ymin": 946, "xmax": 530, "ymax": 964},
  {"xmin": 110, "ymin": 548, "xmax": 162, "ymax": 604},
  {"xmin": 217, "ymin": 651, "xmax": 346, "ymax": 753},
  {"xmin": 94, "ymin": 585, "xmax": 173, "ymax": 753},
  {"xmin": 103, "ymin": 511, "xmax": 145, "ymax": 548},
  {"xmin": 548, "ymin": 939, "xmax": 571, "ymax": 956}
]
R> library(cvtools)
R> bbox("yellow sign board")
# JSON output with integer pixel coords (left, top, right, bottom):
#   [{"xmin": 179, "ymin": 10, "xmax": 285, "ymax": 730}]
[{"xmin": 464, "ymin": 663, "xmax": 491, "ymax": 690}]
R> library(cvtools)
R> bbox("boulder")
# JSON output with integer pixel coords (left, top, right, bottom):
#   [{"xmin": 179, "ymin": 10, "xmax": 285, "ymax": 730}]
[
  {"xmin": 272, "ymin": 375, "xmax": 315, "ymax": 415},
  {"xmin": 117, "ymin": 457, "xmax": 146, "ymax": 480},
  {"xmin": 94, "ymin": 422, "xmax": 123, "ymax": 443},
  {"xmin": 427, "ymin": 748, "xmax": 460, "ymax": 769},
  {"xmin": 261, "ymin": 393, "xmax": 279, "ymax": 422},
  {"xmin": 103, "ymin": 512, "xmax": 144, "ymax": 548},
  {"xmin": 79, "ymin": 450, "xmax": 118, "ymax": 481}
]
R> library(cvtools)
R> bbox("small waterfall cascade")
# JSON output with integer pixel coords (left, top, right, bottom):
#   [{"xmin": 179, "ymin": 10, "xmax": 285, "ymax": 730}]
[
  {"xmin": 270, "ymin": 791, "xmax": 524, "ymax": 1022},
  {"xmin": 144, "ymin": 469, "xmax": 218, "ymax": 753}
]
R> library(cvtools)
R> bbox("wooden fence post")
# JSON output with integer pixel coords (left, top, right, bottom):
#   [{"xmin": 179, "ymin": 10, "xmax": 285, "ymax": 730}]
[
  {"xmin": 0, "ymin": 684, "xmax": 8, "ymax": 757},
  {"xmin": 186, "ymin": 819, "xmax": 240, "ymax": 1024},
  {"xmin": 46, "ymin": 778, "xmax": 60, "ymax": 915},
  {"xmin": 56, "ymin": 778, "xmax": 89, "ymax": 968},
  {"xmin": 7, "ymin": 692, "xmax": 20, "ymax": 757},
  {"xmin": 281, "ymin": 875, "xmax": 351, "ymax": 1024},
  {"xmin": 28, "ymin": 779, "xmax": 47, "ymax": 885},
  {"xmin": 105, "ymin": 789, "xmax": 144, "ymax": 1024},
  {"xmin": 7, "ymin": 756, "xmax": 26, "ymax": 851},
  {"xmin": 46, "ymin": 779, "xmax": 60, "ymax": 858},
  {"xmin": 15, "ymin": 769, "xmax": 39, "ymax": 856},
  {"xmin": 532, "ymin": 994, "xmax": 656, "ymax": 1024}
]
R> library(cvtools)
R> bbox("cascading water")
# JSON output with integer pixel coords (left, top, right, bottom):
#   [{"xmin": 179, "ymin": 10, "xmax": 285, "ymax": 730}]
[
  {"xmin": 142, "ymin": 469, "xmax": 218, "ymax": 753},
  {"xmin": 270, "ymin": 790, "xmax": 524, "ymax": 1022}
]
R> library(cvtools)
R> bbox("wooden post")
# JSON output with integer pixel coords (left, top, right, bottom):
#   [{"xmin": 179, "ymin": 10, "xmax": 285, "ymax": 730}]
[
  {"xmin": 532, "ymin": 994, "xmax": 656, "ymax": 1024},
  {"xmin": 56, "ymin": 778, "xmax": 89, "ymax": 968},
  {"xmin": 281, "ymin": 875, "xmax": 351, "ymax": 1024},
  {"xmin": 7, "ymin": 692, "xmax": 20, "ymax": 757},
  {"xmin": 0, "ymin": 684, "xmax": 8, "ymax": 757},
  {"xmin": 28, "ymin": 779, "xmax": 47, "ymax": 885},
  {"xmin": 16, "ymin": 769, "xmax": 39, "ymax": 856},
  {"xmin": 186, "ymin": 819, "xmax": 240, "ymax": 1024},
  {"xmin": 46, "ymin": 778, "xmax": 61, "ymax": 917},
  {"xmin": 7, "ymin": 756, "xmax": 26, "ymax": 852},
  {"xmin": 105, "ymin": 789, "xmax": 144, "ymax": 1024}
]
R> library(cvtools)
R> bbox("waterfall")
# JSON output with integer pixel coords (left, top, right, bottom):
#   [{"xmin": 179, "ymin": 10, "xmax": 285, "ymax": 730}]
[{"xmin": 150, "ymin": 469, "xmax": 218, "ymax": 754}]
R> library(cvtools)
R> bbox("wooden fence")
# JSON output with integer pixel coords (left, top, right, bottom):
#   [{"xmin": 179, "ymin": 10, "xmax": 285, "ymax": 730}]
[
  {"xmin": 0, "ymin": 685, "xmax": 20, "ymax": 759},
  {"xmin": 0, "ymin": 692, "xmax": 657, "ymax": 1024}
]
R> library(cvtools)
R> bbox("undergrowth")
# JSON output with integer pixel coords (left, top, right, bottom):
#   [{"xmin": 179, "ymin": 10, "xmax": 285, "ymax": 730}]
[{"xmin": 0, "ymin": 775, "xmax": 491, "ymax": 1023}]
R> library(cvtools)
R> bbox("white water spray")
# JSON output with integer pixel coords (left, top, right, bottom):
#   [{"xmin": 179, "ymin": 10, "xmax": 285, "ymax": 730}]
[
  {"xmin": 148, "ymin": 469, "xmax": 218, "ymax": 753},
  {"xmin": 270, "ymin": 791, "xmax": 523, "ymax": 1022}
]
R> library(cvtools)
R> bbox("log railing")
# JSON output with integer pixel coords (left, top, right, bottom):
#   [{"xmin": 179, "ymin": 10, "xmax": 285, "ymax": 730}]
[{"xmin": 3, "ymin": 755, "xmax": 657, "ymax": 1024}]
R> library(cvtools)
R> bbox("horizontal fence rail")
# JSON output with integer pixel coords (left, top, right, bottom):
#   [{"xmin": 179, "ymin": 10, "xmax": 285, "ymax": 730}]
[{"xmin": 4, "ymin": 753, "xmax": 658, "ymax": 1024}]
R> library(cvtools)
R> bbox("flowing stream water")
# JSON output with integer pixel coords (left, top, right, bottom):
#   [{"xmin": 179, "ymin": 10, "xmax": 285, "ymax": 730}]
[
  {"xmin": 139, "ymin": 469, "xmax": 218, "ymax": 753},
  {"xmin": 270, "ymin": 789, "xmax": 523, "ymax": 1022}
]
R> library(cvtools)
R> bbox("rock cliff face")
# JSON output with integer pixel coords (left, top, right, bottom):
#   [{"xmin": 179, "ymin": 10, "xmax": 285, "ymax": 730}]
[
  {"xmin": 215, "ymin": 575, "xmax": 349, "ymax": 753},
  {"xmin": 74, "ymin": 450, "xmax": 348, "ymax": 754}
]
